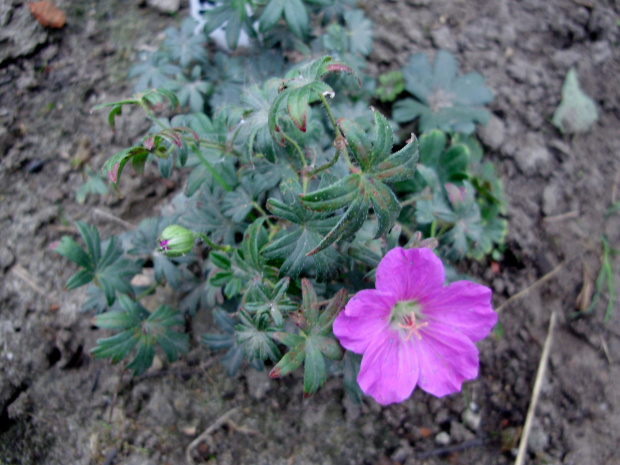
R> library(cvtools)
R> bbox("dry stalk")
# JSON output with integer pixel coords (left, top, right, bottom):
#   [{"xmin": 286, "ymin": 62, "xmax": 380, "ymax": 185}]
[
  {"xmin": 186, "ymin": 407, "xmax": 240, "ymax": 465},
  {"xmin": 514, "ymin": 311, "xmax": 557, "ymax": 465},
  {"xmin": 496, "ymin": 262, "xmax": 565, "ymax": 314}
]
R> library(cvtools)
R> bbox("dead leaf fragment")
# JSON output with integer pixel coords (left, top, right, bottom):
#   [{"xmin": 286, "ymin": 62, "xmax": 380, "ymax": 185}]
[{"xmin": 29, "ymin": 1, "xmax": 66, "ymax": 29}]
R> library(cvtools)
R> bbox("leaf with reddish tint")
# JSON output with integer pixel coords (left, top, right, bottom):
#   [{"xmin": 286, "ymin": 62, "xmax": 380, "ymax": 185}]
[
  {"xmin": 101, "ymin": 146, "xmax": 150, "ymax": 187},
  {"xmin": 268, "ymin": 281, "xmax": 347, "ymax": 396},
  {"xmin": 300, "ymin": 110, "xmax": 419, "ymax": 254},
  {"xmin": 268, "ymin": 56, "xmax": 361, "ymax": 147}
]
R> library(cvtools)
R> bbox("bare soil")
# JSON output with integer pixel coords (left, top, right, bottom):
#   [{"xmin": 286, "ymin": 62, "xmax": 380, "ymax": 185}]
[{"xmin": 1, "ymin": 0, "xmax": 619, "ymax": 464}]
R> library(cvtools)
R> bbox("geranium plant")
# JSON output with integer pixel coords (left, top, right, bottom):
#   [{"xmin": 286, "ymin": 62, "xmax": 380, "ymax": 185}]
[{"xmin": 57, "ymin": 2, "xmax": 502, "ymax": 404}]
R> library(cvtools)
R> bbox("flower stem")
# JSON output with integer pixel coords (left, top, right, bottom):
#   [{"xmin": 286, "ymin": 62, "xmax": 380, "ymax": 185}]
[
  {"xmin": 190, "ymin": 144, "xmax": 233, "ymax": 192},
  {"xmin": 196, "ymin": 233, "xmax": 233, "ymax": 252}
]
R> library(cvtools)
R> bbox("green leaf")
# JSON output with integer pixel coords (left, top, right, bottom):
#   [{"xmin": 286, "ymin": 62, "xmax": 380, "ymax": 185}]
[
  {"xmin": 76, "ymin": 221, "xmax": 101, "ymax": 266},
  {"xmin": 345, "ymin": 10, "xmax": 373, "ymax": 56},
  {"xmin": 269, "ymin": 282, "xmax": 347, "ymax": 396},
  {"xmin": 244, "ymin": 277, "xmax": 297, "ymax": 327},
  {"xmin": 268, "ymin": 56, "xmax": 360, "ymax": 145},
  {"xmin": 284, "ymin": 0, "xmax": 309, "ymax": 39},
  {"xmin": 235, "ymin": 312, "xmax": 281, "ymax": 362},
  {"xmin": 163, "ymin": 18, "xmax": 208, "ymax": 68},
  {"xmin": 259, "ymin": 0, "xmax": 285, "ymax": 32},
  {"xmin": 65, "ymin": 270, "xmax": 96, "ymax": 290},
  {"xmin": 552, "ymin": 68, "xmax": 599, "ymax": 134},
  {"xmin": 263, "ymin": 180, "xmax": 342, "ymax": 280},
  {"xmin": 54, "ymin": 236, "xmax": 92, "ymax": 269},
  {"xmin": 101, "ymin": 146, "xmax": 150, "ymax": 187},
  {"xmin": 300, "ymin": 113, "xmax": 419, "ymax": 254},
  {"xmin": 92, "ymin": 298, "xmax": 187, "ymax": 375},
  {"xmin": 397, "ymin": 50, "xmax": 493, "ymax": 134}
]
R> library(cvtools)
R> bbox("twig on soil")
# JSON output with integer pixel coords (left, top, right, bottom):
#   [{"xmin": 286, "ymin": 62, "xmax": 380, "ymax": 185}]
[
  {"xmin": 11, "ymin": 264, "xmax": 51, "ymax": 299},
  {"xmin": 542, "ymin": 210, "xmax": 579, "ymax": 223},
  {"xmin": 186, "ymin": 407, "xmax": 240, "ymax": 465},
  {"xmin": 48, "ymin": 224, "xmax": 79, "ymax": 234},
  {"xmin": 496, "ymin": 261, "xmax": 565, "ymax": 313},
  {"xmin": 514, "ymin": 311, "xmax": 557, "ymax": 465},
  {"xmin": 600, "ymin": 335, "xmax": 612, "ymax": 364},
  {"xmin": 108, "ymin": 366, "xmax": 126, "ymax": 423},
  {"xmin": 136, "ymin": 359, "xmax": 216, "ymax": 381},
  {"xmin": 416, "ymin": 437, "xmax": 486, "ymax": 459},
  {"xmin": 92, "ymin": 207, "xmax": 136, "ymax": 230}
]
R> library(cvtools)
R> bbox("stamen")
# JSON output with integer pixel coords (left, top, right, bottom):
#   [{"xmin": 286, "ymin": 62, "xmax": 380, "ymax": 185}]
[{"xmin": 397, "ymin": 312, "xmax": 429, "ymax": 340}]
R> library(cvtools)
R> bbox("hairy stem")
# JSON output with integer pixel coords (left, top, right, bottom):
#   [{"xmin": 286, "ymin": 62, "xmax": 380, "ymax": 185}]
[
  {"xmin": 190, "ymin": 144, "xmax": 233, "ymax": 192},
  {"xmin": 196, "ymin": 233, "xmax": 233, "ymax": 252}
]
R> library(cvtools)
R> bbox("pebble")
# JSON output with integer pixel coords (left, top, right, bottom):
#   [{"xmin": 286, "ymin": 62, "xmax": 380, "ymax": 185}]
[
  {"xmin": 513, "ymin": 134, "xmax": 551, "ymax": 175},
  {"xmin": 552, "ymin": 49, "xmax": 581, "ymax": 69},
  {"xmin": 591, "ymin": 41, "xmax": 612, "ymax": 65},
  {"xmin": 478, "ymin": 114, "xmax": 505, "ymax": 150},
  {"xmin": 462, "ymin": 408, "xmax": 481, "ymax": 431},
  {"xmin": 450, "ymin": 420, "xmax": 475, "ymax": 442},
  {"xmin": 542, "ymin": 182, "xmax": 562, "ymax": 216},
  {"xmin": 435, "ymin": 431, "xmax": 451, "ymax": 446},
  {"xmin": 527, "ymin": 419, "xmax": 549, "ymax": 454},
  {"xmin": 391, "ymin": 439, "xmax": 414, "ymax": 463},
  {"xmin": 245, "ymin": 368, "xmax": 272, "ymax": 400},
  {"xmin": 0, "ymin": 247, "xmax": 15, "ymax": 271},
  {"xmin": 431, "ymin": 27, "xmax": 458, "ymax": 52},
  {"xmin": 146, "ymin": 0, "xmax": 181, "ymax": 14}
]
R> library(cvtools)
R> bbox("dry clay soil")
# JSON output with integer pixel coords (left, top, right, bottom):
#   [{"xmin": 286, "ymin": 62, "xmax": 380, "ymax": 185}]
[{"xmin": 1, "ymin": 0, "xmax": 620, "ymax": 464}]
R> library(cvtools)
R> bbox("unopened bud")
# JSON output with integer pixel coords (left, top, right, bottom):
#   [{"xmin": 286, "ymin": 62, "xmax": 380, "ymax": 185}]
[{"xmin": 158, "ymin": 225, "xmax": 195, "ymax": 257}]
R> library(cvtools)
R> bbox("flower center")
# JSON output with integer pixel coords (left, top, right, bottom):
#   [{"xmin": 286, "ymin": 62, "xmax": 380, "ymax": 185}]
[{"xmin": 390, "ymin": 300, "xmax": 428, "ymax": 341}]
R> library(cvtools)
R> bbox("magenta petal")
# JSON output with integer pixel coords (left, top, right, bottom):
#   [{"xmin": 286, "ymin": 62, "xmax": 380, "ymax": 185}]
[
  {"xmin": 414, "ymin": 322, "xmax": 480, "ymax": 397},
  {"xmin": 333, "ymin": 290, "xmax": 393, "ymax": 354},
  {"xmin": 357, "ymin": 330, "xmax": 419, "ymax": 405},
  {"xmin": 376, "ymin": 248, "xmax": 445, "ymax": 301},
  {"xmin": 421, "ymin": 281, "xmax": 497, "ymax": 342}
]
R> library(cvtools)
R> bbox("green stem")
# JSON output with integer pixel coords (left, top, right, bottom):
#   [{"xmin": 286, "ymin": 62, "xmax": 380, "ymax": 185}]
[
  {"xmin": 252, "ymin": 201, "xmax": 275, "ymax": 230},
  {"xmin": 190, "ymin": 144, "xmax": 233, "ymax": 192},
  {"xmin": 317, "ymin": 91, "xmax": 359, "ymax": 174},
  {"xmin": 196, "ymin": 233, "xmax": 234, "ymax": 252},
  {"xmin": 430, "ymin": 220, "xmax": 437, "ymax": 238},
  {"xmin": 308, "ymin": 151, "xmax": 340, "ymax": 178},
  {"xmin": 135, "ymin": 283, "xmax": 159, "ymax": 300},
  {"xmin": 318, "ymin": 92, "xmax": 338, "ymax": 134},
  {"xmin": 400, "ymin": 194, "xmax": 424, "ymax": 207},
  {"xmin": 282, "ymin": 131, "xmax": 307, "ymax": 169}
]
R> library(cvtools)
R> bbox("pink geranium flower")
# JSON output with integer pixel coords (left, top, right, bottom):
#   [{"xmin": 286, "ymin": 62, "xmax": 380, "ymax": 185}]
[{"xmin": 333, "ymin": 247, "xmax": 497, "ymax": 405}]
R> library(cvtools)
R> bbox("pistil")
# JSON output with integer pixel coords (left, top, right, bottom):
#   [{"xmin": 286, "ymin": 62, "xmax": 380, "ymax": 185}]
[{"xmin": 397, "ymin": 311, "xmax": 428, "ymax": 340}]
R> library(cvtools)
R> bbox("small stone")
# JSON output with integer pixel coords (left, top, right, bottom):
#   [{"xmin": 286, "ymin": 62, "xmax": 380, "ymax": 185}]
[
  {"xmin": 591, "ymin": 41, "xmax": 612, "ymax": 65},
  {"xmin": 391, "ymin": 439, "xmax": 414, "ymax": 463},
  {"xmin": 542, "ymin": 183, "xmax": 562, "ymax": 216},
  {"xmin": 513, "ymin": 134, "xmax": 551, "ymax": 175},
  {"xmin": 435, "ymin": 431, "xmax": 451, "ymax": 446},
  {"xmin": 462, "ymin": 409, "xmax": 481, "ymax": 431},
  {"xmin": 146, "ymin": 0, "xmax": 180, "ymax": 14},
  {"xmin": 0, "ymin": 247, "xmax": 15, "ymax": 271},
  {"xmin": 431, "ymin": 27, "xmax": 457, "ymax": 52},
  {"xmin": 552, "ymin": 49, "xmax": 581, "ymax": 69},
  {"xmin": 434, "ymin": 408, "xmax": 450, "ymax": 425},
  {"xmin": 527, "ymin": 420, "xmax": 549, "ymax": 454},
  {"xmin": 245, "ymin": 368, "xmax": 271, "ymax": 400},
  {"xmin": 0, "ymin": 125, "xmax": 13, "ymax": 156},
  {"xmin": 450, "ymin": 420, "xmax": 475, "ymax": 443},
  {"xmin": 478, "ymin": 114, "xmax": 505, "ymax": 150}
]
